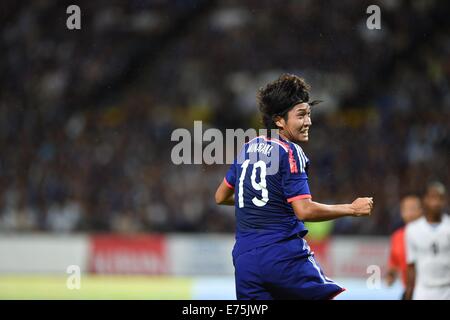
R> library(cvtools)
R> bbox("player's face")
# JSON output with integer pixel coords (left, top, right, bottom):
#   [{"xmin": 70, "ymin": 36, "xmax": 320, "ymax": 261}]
[
  {"xmin": 423, "ymin": 187, "xmax": 446, "ymax": 215},
  {"xmin": 400, "ymin": 196, "xmax": 422, "ymax": 224},
  {"xmin": 282, "ymin": 103, "xmax": 312, "ymax": 143}
]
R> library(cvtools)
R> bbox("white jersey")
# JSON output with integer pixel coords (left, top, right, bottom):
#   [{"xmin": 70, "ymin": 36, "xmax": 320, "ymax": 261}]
[{"xmin": 405, "ymin": 214, "xmax": 450, "ymax": 300}]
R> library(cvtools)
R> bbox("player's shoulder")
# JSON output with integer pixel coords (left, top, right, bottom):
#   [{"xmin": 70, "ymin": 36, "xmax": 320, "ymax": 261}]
[
  {"xmin": 246, "ymin": 135, "xmax": 290, "ymax": 153},
  {"xmin": 266, "ymin": 138, "xmax": 310, "ymax": 166},
  {"xmin": 442, "ymin": 213, "xmax": 450, "ymax": 227},
  {"xmin": 443, "ymin": 213, "xmax": 450, "ymax": 222},
  {"xmin": 290, "ymin": 141, "xmax": 306, "ymax": 156},
  {"xmin": 392, "ymin": 226, "xmax": 405, "ymax": 240},
  {"xmin": 407, "ymin": 217, "xmax": 426, "ymax": 233},
  {"xmin": 244, "ymin": 136, "xmax": 309, "ymax": 171},
  {"xmin": 290, "ymin": 141, "xmax": 310, "ymax": 167}
]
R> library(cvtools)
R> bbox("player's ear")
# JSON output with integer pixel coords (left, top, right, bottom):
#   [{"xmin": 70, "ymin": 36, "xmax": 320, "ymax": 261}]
[{"xmin": 273, "ymin": 115, "xmax": 285, "ymax": 129}]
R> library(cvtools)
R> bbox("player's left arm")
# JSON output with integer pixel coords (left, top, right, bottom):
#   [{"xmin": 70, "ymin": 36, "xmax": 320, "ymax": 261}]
[
  {"xmin": 291, "ymin": 197, "xmax": 373, "ymax": 222},
  {"xmin": 283, "ymin": 147, "xmax": 372, "ymax": 221},
  {"xmin": 215, "ymin": 179, "xmax": 235, "ymax": 206}
]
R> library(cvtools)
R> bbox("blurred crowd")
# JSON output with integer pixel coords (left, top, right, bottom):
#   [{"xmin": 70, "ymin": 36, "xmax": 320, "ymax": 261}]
[{"xmin": 0, "ymin": 0, "xmax": 449, "ymax": 235}]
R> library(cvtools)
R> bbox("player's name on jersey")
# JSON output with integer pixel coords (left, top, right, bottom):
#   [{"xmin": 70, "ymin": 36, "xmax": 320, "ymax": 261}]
[
  {"xmin": 170, "ymin": 121, "xmax": 280, "ymax": 165},
  {"xmin": 247, "ymin": 142, "xmax": 274, "ymax": 156}
]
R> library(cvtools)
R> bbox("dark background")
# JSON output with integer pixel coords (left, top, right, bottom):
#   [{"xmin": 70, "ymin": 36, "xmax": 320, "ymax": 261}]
[{"xmin": 1, "ymin": 0, "xmax": 449, "ymax": 235}]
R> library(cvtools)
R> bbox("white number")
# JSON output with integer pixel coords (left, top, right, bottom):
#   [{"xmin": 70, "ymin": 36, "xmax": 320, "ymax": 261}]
[
  {"xmin": 238, "ymin": 160, "xmax": 250, "ymax": 208},
  {"xmin": 238, "ymin": 160, "xmax": 269, "ymax": 208}
]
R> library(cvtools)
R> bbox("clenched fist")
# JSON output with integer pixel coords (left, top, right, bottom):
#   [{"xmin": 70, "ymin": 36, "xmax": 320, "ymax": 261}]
[{"xmin": 350, "ymin": 197, "xmax": 373, "ymax": 217}]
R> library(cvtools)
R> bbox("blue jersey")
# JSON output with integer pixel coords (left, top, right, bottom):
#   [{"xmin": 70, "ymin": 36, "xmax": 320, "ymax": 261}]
[{"xmin": 224, "ymin": 135, "xmax": 312, "ymax": 257}]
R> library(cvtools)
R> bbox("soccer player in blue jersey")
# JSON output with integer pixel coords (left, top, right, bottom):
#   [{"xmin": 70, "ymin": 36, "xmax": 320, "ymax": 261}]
[{"xmin": 215, "ymin": 74, "xmax": 374, "ymax": 300}]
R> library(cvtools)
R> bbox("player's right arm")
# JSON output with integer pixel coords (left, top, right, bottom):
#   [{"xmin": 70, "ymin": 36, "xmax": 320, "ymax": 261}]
[
  {"xmin": 385, "ymin": 268, "xmax": 398, "ymax": 287},
  {"xmin": 404, "ymin": 224, "xmax": 417, "ymax": 300},
  {"xmin": 215, "ymin": 178, "xmax": 235, "ymax": 206},
  {"xmin": 404, "ymin": 263, "xmax": 416, "ymax": 300},
  {"xmin": 215, "ymin": 160, "xmax": 237, "ymax": 206},
  {"xmin": 291, "ymin": 197, "xmax": 373, "ymax": 222}
]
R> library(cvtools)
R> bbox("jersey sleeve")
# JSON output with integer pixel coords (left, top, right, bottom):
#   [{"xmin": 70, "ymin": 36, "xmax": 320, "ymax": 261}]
[
  {"xmin": 224, "ymin": 162, "xmax": 236, "ymax": 190},
  {"xmin": 405, "ymin": 224, "xmax": 416, "ymax": 264},
  {"xmin": 388, "ymin": 232, "xmax": 399, "ymax": 269},
  {"xmin": 281, "ymin": 144, "xmax": 312, "ymax": 202}
]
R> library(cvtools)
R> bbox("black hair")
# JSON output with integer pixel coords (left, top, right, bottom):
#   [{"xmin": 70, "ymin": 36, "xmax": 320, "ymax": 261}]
[{"xmin": 257, "ymin": 73, "xmax": 320, "ymax": 129}]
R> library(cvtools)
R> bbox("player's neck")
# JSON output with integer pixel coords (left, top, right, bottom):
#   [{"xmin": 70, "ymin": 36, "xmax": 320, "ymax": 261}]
[
  {"xmin": 424, "ymin": 212, "xmax": 442, "ymax": 224},
  {"xmin": 278, "ymin": 131, "xmax": 291, "ymax": 142}
]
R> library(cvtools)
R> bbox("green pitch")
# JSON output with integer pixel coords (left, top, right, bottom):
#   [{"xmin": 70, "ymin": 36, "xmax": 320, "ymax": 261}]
[{"xmin": 0, "ymin": 275, "xmax": 193, "ymax": 299}]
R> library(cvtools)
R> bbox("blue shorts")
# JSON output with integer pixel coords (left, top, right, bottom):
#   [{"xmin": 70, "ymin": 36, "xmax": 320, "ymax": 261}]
[{"xmin": 233, "ymin": 235, "xmax": 345, "ymax": 300}]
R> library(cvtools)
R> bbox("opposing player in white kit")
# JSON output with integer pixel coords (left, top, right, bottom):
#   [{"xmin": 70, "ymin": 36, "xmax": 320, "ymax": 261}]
[{"xmin": 405, "ymin": 182, "xmax": 450, "ymax": 300}]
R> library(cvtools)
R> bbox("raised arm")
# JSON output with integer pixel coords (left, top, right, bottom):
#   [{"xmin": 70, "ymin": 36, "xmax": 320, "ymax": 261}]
[{"xmin": 291, "ymin": 197, "xmax": 373, "ymax": 222}]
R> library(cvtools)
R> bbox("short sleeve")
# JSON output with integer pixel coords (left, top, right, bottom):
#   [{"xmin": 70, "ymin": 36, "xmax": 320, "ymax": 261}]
[
  {"xmin": 282, "ymin": 145, "xmax": 312, "ymax": 202},
  {"xmin": 388, "ymin": 233, "xmax": 398, "ymax": 269},
  {"xmin": 224, "ymin": 162, "xmax": 236, "ymax": 189},
  {"xmin": 405, "ymin": 224, "xmax": 416, "ymax": 264}
]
